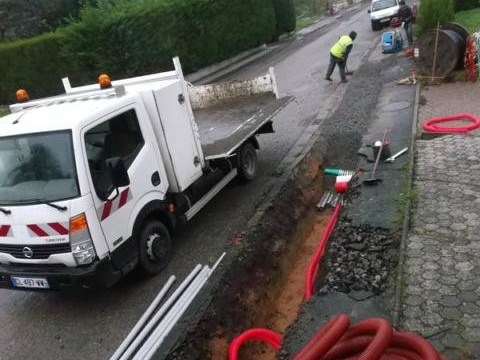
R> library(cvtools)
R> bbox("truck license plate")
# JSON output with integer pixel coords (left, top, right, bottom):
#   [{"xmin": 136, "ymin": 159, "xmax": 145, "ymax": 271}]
[
  {"xmin": 380, "ymin": 18, "xmax": 390, "ymax": 23},
  {"xmin": 11, "ymin": 276, "xmax": 50, "ymax": 289}
]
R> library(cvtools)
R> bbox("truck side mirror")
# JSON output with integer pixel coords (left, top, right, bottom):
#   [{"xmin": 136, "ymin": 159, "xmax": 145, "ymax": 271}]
[
  {"xmin": 368, "ymin": 9, "xmax": 371, "ymax": 13},
  {"xmin": 97, "ymin": 157, "xmax": 130, "ymax": 201},
  {"xmin": 106, "ymin": 157, "xmax": 130, "ymax": 189}
]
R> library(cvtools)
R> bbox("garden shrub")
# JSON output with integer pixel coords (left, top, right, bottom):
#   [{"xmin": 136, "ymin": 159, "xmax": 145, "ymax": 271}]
[
  {"xmin": 62, "ymin": 0, "xmax": 277, "ymax": 77},
  {"xmin": 272, "ymin": 0, "xmax": 296, "ymax": 36},
  {"xmin": 0, "ymin": 33, "xmax": 91, "ymax": 104}
]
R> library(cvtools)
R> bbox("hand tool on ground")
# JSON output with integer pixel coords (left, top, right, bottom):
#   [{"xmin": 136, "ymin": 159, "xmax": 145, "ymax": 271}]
[
  {"xmin": 363, "ymin": 129, "xmax": 388, "ymax": 185},
  {"xmin": 324, "ymin": 168, "xmax": 354, "ymax": 176},
  {"xmin": 345, "ymin": 65, "xmax": 354, "ymax": 76},
  {"xmin": 385, "ymin": 147, "xmax": 408, "ymax": 162}
]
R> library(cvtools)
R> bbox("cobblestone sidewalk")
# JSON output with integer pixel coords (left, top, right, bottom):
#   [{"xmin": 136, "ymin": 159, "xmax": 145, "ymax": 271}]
[{"xmin": 401, "ymin": 84, "xmax": 480, "ymax": 359}]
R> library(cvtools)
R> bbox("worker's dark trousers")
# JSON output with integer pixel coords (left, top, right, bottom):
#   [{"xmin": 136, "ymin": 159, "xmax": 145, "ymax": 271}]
[{"xmin": 326, "ymin": 53, "xmax": 346, "ymax": 81}]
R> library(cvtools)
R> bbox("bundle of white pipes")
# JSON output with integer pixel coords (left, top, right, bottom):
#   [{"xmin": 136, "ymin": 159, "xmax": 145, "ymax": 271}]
[{"xmin": 110, "ymin": 252, "xmax": 226, "ymax": 360}]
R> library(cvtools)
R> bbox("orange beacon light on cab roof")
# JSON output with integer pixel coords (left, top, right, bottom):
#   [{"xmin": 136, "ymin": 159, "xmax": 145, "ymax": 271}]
[
  {"xmin": 98, "ymin": 73, "xmax": 112, "ymax": 89},
  {"xmin": 16, "ymin": 89, "xmax": 30, "ymax": 103}
]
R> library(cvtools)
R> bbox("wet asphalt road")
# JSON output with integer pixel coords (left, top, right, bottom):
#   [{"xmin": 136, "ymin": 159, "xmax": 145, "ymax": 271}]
[{"xmin": 0, "ymin": 6, "xmax": 383, "ymax": 360}]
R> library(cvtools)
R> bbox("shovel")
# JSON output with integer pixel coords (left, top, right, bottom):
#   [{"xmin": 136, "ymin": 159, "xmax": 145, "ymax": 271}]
[
  {"xmin": 345, "ymin": 65, "xmax": 354, "ymax": 76},
  {"xmin": 363, "ymin": 129, "xmax": 388, "ymax": 185}
]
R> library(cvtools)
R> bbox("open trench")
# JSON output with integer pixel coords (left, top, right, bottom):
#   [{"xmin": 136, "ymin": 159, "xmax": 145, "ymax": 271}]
[
  {"xmin": 208, "ymin": 205, "xmax": 333, "ymax": 360},
  {"xmin": 167, "ymin": 55, "xmax": 409, "ymax": 360}
]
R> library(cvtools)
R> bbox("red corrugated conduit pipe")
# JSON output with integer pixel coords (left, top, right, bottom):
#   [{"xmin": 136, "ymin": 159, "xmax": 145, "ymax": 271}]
[
  {"xmin": 423, "ymin": 113, "xmax": 480, "ymax": 134},
  {"xmin": 228, "ymin": 177, "xmax": 445, "ymax": 359},
  {"xmin": 304, "ymin": 200, "xmax": 342, "ymax": 301}
]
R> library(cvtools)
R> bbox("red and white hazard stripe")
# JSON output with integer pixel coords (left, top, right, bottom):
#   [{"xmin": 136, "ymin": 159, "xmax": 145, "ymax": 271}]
[
  {"xmin": 0, "ymin": 225, "xmax": 12, "ymax": 237},
  {"xmin": 27, "ymin": 222, "xmax": 69, "ymax": 237},
  {"xmin": 98, "ymin": 188, "xmax": 132, "ymax": 221}
]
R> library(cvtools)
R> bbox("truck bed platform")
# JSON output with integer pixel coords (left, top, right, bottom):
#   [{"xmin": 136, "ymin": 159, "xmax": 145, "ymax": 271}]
[{"xmin": 194, "ymin": 94, "xmax": 293, "ymax": 160}]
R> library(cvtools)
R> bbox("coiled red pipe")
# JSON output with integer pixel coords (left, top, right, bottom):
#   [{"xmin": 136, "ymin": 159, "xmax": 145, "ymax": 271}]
[
  {"xmin": 422, "ymin": 113, "xmax": 480, "ymax": 133},
  {"xmin": 228, "ymin": 328, "xmax": 281, "ymax": 360},
  {"xmin": 228, "ymin": 315, "xmax": 445, "ymax": 360},
  {"xmin": 291, "ymin": 315, "xmax": 444, "ymax": 360}
]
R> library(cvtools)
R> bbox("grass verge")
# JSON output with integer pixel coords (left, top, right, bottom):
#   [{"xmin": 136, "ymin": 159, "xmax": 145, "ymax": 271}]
[{"xmin": 455, "ymin": 8, "xmax": 480, "ymax": 32}]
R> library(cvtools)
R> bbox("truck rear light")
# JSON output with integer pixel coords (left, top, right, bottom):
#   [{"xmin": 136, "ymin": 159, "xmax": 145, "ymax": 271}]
[{"xmin": 69, "ymin": 213, "xmax": 96, "ymax": 265}]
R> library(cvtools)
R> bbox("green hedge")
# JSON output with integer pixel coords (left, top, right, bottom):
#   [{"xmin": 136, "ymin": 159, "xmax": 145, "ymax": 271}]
[
  {"xmin": 0, "ymin": 33, "xmax": 92, "ymax": 104},
  {"xmin": 62, "ymin": 0, "xmax": 277, "ymax": 78},
  {"xmin": 0, "ymin": 0, "xmax": 297, "ymax": 103},
  {"xmin": 272, "ymin": 0, "xmax": 296, "ymax": 36}
]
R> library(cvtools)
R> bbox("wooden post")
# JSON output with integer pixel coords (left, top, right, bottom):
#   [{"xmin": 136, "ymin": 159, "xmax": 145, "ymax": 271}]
[{"xmin": 431, "ymin": 21, "xmax": 440, "ymax": 81}]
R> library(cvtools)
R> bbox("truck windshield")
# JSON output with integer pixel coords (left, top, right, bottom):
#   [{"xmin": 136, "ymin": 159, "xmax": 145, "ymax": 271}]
[
  {"xmin": 372, "ymin": 0, "xmax": 397, "ymax": 11},
  {"xmin": 0, "ymin": 131, "xmax": 79, "ymax": 205}
]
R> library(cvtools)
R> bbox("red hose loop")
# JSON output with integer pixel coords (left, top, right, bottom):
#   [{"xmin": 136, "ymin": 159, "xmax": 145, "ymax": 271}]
[
  {"xmin": 322, "ymin": 335, "xmax": 373, "ymax": 360},
  {"xmin": 292, "ymin": 314, "xmax": 349, "ymax": 360},
  {"xmin": 390, "ymin": 331, "xmax": 441, "ymax": 360},
  {"xmin": 227, "ymin": 328, "xmax": 282, "ymax": 360},
  {"xmin": 385, "ymin": 347, "xmax": 423, "ymax": 360},
  {"xmin": 304, "ymin": 201, "xmax": 342, "ymax": 300},
  {"xmin": 341, "ymin": 318, "xmax": 393, "ymax": 360},
  {"xmin": 423, "ymin": 113, "xmax": 480, "ymax": 134}
]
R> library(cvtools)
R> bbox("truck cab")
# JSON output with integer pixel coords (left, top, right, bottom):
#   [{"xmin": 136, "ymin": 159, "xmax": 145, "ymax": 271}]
[{"xmin": 0, "ymin": 58, "xmax": 292, "ymax": 290}]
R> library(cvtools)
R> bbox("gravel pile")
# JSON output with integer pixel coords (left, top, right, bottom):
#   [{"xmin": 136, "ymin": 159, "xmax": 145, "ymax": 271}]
[{"xmin": 319, "ymin": 219, "xmax": 398, "ymax": 295}]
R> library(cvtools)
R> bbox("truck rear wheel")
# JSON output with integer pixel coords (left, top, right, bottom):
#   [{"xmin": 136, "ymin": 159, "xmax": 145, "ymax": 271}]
[
  {"xmin": 237, "ymin": 142, "xmax": 257, "ymax": 181},
  {"xmin": 138, "ymin": 220, "xmax": 172, "ymax": 275}
]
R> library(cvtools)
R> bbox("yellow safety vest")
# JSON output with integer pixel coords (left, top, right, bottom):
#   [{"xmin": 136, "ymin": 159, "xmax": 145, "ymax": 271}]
[{"xmin": 330, "ymin": 35, "xmax": 353, "ymax": 59}]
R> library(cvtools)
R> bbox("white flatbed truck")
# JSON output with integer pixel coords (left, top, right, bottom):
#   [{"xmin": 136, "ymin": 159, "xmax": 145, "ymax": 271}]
[{"xmin": 0, "ymin": 57, "xmax": 292, "ymax": 290}]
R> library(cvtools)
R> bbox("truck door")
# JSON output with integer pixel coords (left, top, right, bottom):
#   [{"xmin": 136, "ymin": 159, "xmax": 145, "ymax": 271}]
[{"xmin": 83, "ymin": 106, "xmax": 167, "ymax": 263}]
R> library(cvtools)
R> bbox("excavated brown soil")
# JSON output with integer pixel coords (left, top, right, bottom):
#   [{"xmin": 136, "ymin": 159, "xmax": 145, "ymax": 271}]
[{"xmin": 208, "ymin": 209, "xmax": 332, "ymax": 360}]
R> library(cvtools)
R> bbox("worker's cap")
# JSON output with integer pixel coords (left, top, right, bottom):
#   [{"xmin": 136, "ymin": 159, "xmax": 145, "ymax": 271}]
[
  {"xmin": 399, "ymin": 0, "xmax": 405, "ymax": 4},
  {"xmin": 349, "ymin": 31, "xmax": 357, "ymax": 40}
]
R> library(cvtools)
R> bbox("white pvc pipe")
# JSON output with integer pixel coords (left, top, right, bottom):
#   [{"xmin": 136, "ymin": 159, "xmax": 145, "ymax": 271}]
[
  {"xmin": 118, "ymin": 264, "xmax": 202, "ymax": 360},
  {"xmin": 140, "ymin": 267, "xmax": 211, "ymax": 360},
  {"xmin": 139, "ymin": 252, "xmax": 226, "ymax": 359},
  {"xmin": 133, "ymin": 266, "xmax": 209, "ymax": 360},
  {"xmin": 139, "ymin": 253, "xmax": 226, "ymax": 360},
  {"xmin": 109, "ymin": 275, "xmax": 176, "ymax": 360}
]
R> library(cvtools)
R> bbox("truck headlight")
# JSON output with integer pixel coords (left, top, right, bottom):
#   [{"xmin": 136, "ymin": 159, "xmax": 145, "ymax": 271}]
[{"xmin": 70, "ymin": 213, "xmax": 96, "ymax": 265}]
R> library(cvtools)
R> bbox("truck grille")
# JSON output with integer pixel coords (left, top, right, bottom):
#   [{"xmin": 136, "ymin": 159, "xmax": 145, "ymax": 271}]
[{"xmin": 0, "ymin": 243, "xmax": 71, "ymax": 259}]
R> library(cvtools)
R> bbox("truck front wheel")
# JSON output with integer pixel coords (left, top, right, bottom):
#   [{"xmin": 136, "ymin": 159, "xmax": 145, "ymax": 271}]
[
  {"xmin": 237, "ymin": 142, "xmax": 257, "ymax": 181},
  {"xmin": 138, "ymin": 220, "xmax": 172, "ymax": 275}
]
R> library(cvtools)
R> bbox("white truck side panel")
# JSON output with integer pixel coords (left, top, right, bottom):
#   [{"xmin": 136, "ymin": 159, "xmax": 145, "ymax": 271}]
[{"xmin": 153, "ymin": 82, "xmax": 203, "ymax": 192}]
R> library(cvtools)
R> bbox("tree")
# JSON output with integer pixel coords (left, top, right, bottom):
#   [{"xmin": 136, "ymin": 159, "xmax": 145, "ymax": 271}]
[{"xmin": 418, "ymin": 0, "xmax": 455, "ymax": 36}]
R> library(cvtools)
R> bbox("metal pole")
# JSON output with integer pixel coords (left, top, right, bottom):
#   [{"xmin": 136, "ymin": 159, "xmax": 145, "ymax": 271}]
[
  {"xmin": 110, "ymin": 276, "xmax": 176, "ymax": 360},
  {"xmin": 118, "ymin": 264, "xmax": 202, "ymax": 360},
  {"xmin": 431, "ymin": 21, "xmax": 440, "ymax": 80}
]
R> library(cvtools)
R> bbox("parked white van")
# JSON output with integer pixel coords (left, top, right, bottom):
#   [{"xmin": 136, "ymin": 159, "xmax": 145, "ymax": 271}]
[{"xmin": 368, "ymin": 0, "xmax": 400, "ymax": 31}]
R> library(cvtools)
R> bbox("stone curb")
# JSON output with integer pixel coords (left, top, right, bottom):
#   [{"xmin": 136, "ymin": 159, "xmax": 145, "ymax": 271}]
[{"xmin": 392, "ymin": 82, "xmax": 421, "ymax": 327}]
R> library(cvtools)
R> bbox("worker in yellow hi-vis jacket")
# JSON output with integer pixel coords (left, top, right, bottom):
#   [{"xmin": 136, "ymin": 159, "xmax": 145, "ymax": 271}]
[{"xmin": 325, "ymin": 31, "xmax": 357, "ymax": 83}]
